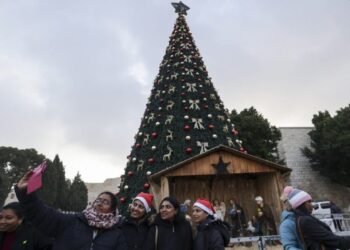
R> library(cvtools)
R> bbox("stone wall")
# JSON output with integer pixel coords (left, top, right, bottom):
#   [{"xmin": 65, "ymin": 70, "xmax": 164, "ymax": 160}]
[
  {"xmin": 278, "ymin": 127, "xmax": 350, "ymax": 212},
  {"xmin": 85, "ymin": 177, "xmax": 120, "ymax": 206}
]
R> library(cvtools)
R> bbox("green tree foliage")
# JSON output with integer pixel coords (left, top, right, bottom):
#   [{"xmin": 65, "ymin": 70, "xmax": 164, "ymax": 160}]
[
  {"xmin": 52, "ymin": 155, "xmax": 69, "ymax": 209},
  {"xmin": 0, "ymin": 147, "xmax": 81, "ymax": 209},
  {"xmin": 303, "ymin": 104, "xmax": 350, "ymax": 187},
  {"xmin": 66, "ymin": 173, "xmax": 88, "ymax": 212},
  {"xmin": 0, "ymin": 147, "xmax": 45, "ymax": 205},
  {"xmin": 230, "ymin": 107, "xmax": 284, "ymax": 164},
  {"xmin": 0, "ymin": 166, "xmax": 10, "ymax": 206}
]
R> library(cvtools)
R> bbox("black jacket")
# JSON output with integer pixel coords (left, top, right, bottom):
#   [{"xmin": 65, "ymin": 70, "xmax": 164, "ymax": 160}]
[
  {"xmin": 296, "ymin": 212, "xmax": 350, "ymax": 250},
  {"xmin": 194, "ymin": 218, "xmax": 225, "ymax": 250},
  {"xmin": 15, "ymin": 186, "xmax": 127, "ymax": 250},
  {"xmin": 0, "ymin": 222, "xmax": 53, "ymax": 250},
  {"xmin": 144, "ymin": 213, "xmax": 192, "ymax": 250},
  {"xmin": 120, "ymin": 215, "xmax": 150, "ymax": 250}
]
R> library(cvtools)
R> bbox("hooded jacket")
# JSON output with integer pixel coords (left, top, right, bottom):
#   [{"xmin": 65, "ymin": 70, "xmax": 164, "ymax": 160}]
[
  {"xmin": 193, "ymin": 218, "xmax": 225, "ymax": 250},
  {"xmin": 279, "ymin": 210, "xmax": 303, "ymax": 250},
  {"xmin": 120, "ymin": 215, "xmax": 151, "ymax": 250},
  {"xmin": 144, "ymin": 213, "xmax": 192, "ymax": 250}
]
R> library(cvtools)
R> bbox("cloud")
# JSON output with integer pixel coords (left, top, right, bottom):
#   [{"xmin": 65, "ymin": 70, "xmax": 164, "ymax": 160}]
[{"xmin": 1, "ymin": 0, "xmax": 349, "ymax": 181}]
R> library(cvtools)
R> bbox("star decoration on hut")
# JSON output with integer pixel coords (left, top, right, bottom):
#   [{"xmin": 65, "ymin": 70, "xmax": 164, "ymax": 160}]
[
  {"xmin": 171, "ymin": 1, "xmax": 190, "ymax": 15},
  {"xmin": 211, "ymin": 156, "xmax": 230, "ymax": 175}
]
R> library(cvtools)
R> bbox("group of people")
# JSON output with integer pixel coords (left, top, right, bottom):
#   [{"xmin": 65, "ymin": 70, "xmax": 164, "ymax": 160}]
[
  {"xmin": 2, "ymin": 171, "xmax": 350, "ymax": 250},
  {"xmin": 196, "ymin": 197, "xmax": 276, "ymax": 239},
  {"xmin": 0, "ymin": 171, "xmax": 229, "ymax": 250}
]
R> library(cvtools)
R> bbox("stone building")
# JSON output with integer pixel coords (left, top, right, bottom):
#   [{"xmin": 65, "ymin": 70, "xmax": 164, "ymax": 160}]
[
  {"xmin": 85, "ymin": 177, "xmax": 120, "ymax": 206},
  {"xmin": 278, "ymin": 127, "xmax": 350, "ymax": 212}
]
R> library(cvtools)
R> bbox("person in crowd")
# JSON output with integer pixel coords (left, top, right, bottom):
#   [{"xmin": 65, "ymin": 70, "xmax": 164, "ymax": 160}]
[
  {"xmin": 145, "ymin": 197, "xmax": 192, "ymax": 250},
  {"xmin": 180, "ymin": 199, "xmax": 192, "ymax": 222},
  {"xmin": 289, "ymin": 188, "xmax": 350, "ymax": 250},
  {"xmin": 219, "ymin": 202, "xmax": 226, "ymax": 221},
  {"xmin": 330, "ymin": 201, "xmax": 343, "ymax": 231},
  {"xmin": 228, "ymin": 198, "xmax": 246, "ymax": 237},
  {"xmin": 279, "ymin": 186, "xmax": 303, "ymax": 250},
  {"xmin": 0, "ymin": 202, "xmax": 53, "ymax": 250},
  {"xmin": 254, "ymin": 196, "xmax": 277, "ymax": 236},
  {"xmin": 192, "ymin": 198, "xmax": 226, "ymax": 250},
  {"xmin": 15, "ymin": 171, "xmax": 127, "ymax": 250},
  {"xmin": 120, "ymin": 192, "xmax": 154, "ymax": 250},
  {"xmin": 213, "ymin": 199, "xmax": 224, "ymax": 221}
]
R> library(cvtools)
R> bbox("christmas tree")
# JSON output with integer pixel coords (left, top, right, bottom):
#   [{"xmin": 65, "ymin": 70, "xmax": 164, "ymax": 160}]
[{"xmin": 117, "ymin": 2, "xmax": 243, "ymax": 213}]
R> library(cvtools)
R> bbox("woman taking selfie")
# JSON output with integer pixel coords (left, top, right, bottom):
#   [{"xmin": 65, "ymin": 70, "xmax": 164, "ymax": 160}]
[{"xmin": 15, "ymin": 171, "xmax": 127, "ymax": 250}]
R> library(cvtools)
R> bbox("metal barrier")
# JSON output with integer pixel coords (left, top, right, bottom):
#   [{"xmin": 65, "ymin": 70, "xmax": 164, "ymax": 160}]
[
  {"xmin": 313, "ymin": 213, "xmax": 350, "ymax": 233},
  {"xmin": 230, "ymin": 235, "xmax": 280, "ymax": 250}
]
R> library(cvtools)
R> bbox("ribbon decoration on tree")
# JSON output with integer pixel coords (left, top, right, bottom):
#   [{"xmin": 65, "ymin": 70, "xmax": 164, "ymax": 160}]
[
  {"xmin": 186, "ymin": 83, "xmax": 197, "ymax": 92},
  {"xmin": 181, "ymin": 43, "xmax": 191, "ymax": 49},
  {"xmin": 227, "ymin": 137, "xmax": 234, "ymax": 147},
  {"xmin": 189, "ymin": 99, "xmax": 200, "ymax": 110},
  {"xmin": 185, "ymin": 68, "xmax": 194, "ymax": 76},
  {"xmin": 197, "ymin": 141, "xmax": 209, "ymax": 153},
  {"xmin": 171, "ymin": 72, "xmax": 179, "ymax": 80},
  {"xmin": 192, "ymin": 118, "xmax": 205, "ymax": 129},
  {"xmin": 184, "ymin": 55, "xmax": 192, "ymax": 63}
]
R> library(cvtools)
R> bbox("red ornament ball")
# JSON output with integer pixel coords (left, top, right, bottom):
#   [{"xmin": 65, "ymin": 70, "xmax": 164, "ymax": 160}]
[
  {"xmin": 185, "ymin": 147, "xmax": 193, "ymax": 154},
  {"xmin": 120, "ymin": 197, "xmax": 126, "ymax": 203},
  {"xmin": 184, "ymin": 106, "xmax": 189, "ymax": 111},
  {"xmin": 127, "ymin": 171, "xmax": 134, "ymax": 177},
  {"xmin": 232, "ymin": 129, "xmax": 239, "ymax": 135},
  {"xmin": 148, "ymin": 158, "xmax": 155, "ymax": 164},
  {"xmin": 135, "ymin": 143, "xmax": 142, "ymax": 148},
  {"xmin": 239, "ymin": 147, "xmax": 245, "ymax": 152},
  {"xmin": 208, "ymin": 124, "xmax": 215, "ymax": 130},
  {"xmin": 144, "ymin": 183, "xmax": 150, "ymax": 189},
  {"xmin": 181, "ymin": 92, "xmax": 186, "ymax": 96},
  {"xmin": 204, "ymin": 105, "xmax": 209, "ymax": 109},
  {"xmin": 184, "ymin": 125, "xmax": 191, "ymax": 131},
  {"xmin": 151, "ymin": 132, "xmax": 158, "ymax": 139}
]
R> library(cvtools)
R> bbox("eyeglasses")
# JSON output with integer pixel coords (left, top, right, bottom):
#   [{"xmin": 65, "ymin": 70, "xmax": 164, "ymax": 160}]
[{"xmin": 95, "ymin": 198, "xmax": 111, "ymax": 206}]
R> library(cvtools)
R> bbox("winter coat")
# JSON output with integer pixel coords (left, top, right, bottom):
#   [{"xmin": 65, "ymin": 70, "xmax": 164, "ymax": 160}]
[
  {"xmin": 193, "ymin": 218, "xmax": 225, "ymax": 250},
  {"xmin": 279, "ymin": 210, "xmax": 303, "ymax": 250},
  {"xmin": 296, "ymin": 211, "xmax": 350, "ymax": 250},
  {"xmin": 144, "ymin": 213, "xmax": 192, "ymax": 250},
  {"xmin": 0, "ymin": 222, "xmax": 53, "ymax": 250},
  {"xmin": 120, "ymin": 215, "xmax": 150, "ymax": 250},
  {"xmin": 15, "ymin": 186, "xmax": 127, "ymax": 250}
]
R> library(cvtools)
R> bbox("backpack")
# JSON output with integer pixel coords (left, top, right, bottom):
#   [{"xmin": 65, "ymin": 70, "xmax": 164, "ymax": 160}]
[{"xmin": 211, "ymin": 220, "xmax": 231, "ymax": 247}]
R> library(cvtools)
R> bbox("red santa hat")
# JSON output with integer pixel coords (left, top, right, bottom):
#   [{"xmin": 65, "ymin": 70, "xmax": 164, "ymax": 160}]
[
  {"xmin": 193, "ymin": 198, "xmax": 215, "ymax": 216},
  {"xmin": 133, "ymin": 192, "xmax": 154, "ymax": 213}
]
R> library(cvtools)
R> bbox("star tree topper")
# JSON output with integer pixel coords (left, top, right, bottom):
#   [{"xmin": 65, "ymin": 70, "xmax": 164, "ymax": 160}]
[
  {"xmin": 171, "ymin": 1, "xmax": 190, "ymax": 15},
  {"xmin": 211, "ymin": 156, "xmax": 231, "ymax": 175}
]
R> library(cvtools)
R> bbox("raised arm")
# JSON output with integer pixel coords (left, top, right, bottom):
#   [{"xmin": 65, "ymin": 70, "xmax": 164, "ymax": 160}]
[{"xmin": 15, "ymin": 171, "xmax": 74, "ymax": 238}]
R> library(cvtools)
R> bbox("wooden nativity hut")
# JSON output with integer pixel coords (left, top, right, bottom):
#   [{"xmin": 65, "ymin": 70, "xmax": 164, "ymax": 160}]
[{"xmin": 149, "ymin": 145, "xmax": 291, "ymax": 224}]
